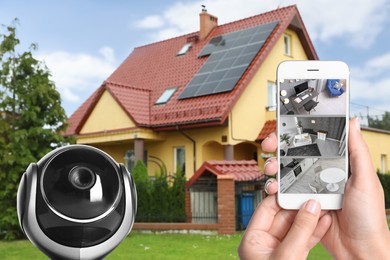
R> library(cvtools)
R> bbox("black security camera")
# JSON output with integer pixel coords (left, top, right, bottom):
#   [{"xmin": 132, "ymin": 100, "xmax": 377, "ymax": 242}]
[{"xmin": 17, "ymin": 145, "xmax": 137, "ymax": 259}]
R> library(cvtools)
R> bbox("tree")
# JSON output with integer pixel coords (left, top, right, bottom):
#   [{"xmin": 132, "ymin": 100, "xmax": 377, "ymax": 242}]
[
  {"xmin": 0, "ymin": 19, "xmax": 68, "ymax": 240},
  {"xmin": 368, "ymin": 112, "xmax": 390, "ymax": 131}
]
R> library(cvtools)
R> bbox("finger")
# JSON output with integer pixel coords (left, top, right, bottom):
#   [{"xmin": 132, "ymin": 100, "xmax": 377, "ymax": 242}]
[
  {"xmin": 261, "ymin": 132, "xmax": 277, "ymax": 153},
  {"xmin": 306, "ymin": 213, "xmax": 332, "ymax": 249},
  {"xmin": 348, "ymin": 118, "xmax": 377, "ymax": 185},
  {"xmin": 264, "ymin": 157, "xmax": 278, "ymax": 176},
  {"xmin": 245, "ymin": 195, "xmax": 281, "ymax": 232},
  {"xmin": 274, "ymin": 200, "xmax": 321, "ymax": 259},
  {"xmin": 264, "ymin": 178, "xmax": 278, "ymax": 195}
]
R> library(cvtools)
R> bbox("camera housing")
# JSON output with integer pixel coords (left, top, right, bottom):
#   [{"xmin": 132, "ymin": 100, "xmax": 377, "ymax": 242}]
[{"xmin": 17, "ymin": 145, "xmax": 137, "ymax": 259}]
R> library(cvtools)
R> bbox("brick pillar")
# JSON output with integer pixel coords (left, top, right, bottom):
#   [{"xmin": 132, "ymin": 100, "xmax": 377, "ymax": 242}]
[
  {"xmin": 185, "ymin": 189, "xmax": 192, "ymax": 223},
  {"xmin": 217, "ymin": 175, "xmax": 235, "ymax": 234}
]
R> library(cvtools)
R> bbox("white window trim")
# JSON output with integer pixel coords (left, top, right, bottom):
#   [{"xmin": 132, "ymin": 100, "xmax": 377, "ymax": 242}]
[
  {"xmin": 267, "ymin": 81, "xmax": 276, "ymax": 111},
  {"xmin": 284, "ymin": 34, "xmax": 292, "ymax": 56},
  {"xmin": 174, "ymin": 146, "xmax": 185, "ymax": 174}
]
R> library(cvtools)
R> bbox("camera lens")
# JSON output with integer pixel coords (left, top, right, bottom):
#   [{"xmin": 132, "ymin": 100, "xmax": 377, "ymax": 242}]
[
  {"xmin": 41, "ymin": 146, "xmax": 122, "ymax": 220},
  {"xmin": 68, "ymin": 166, "xmax": 96, "ymax": 190}
]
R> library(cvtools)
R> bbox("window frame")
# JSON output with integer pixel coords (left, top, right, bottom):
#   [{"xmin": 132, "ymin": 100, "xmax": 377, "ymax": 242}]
[
  {"xmin": 177, "ymin": 42, "xmax": 192, "ymax": 56},
  {"xmin": 155, "ymin": 87, "xmax": 178, "ymax": 105},
  {"xmin": 174, "ymin": 146, "xmax": 186, "ymax": 176},
  {"xmin": 283, "ymin": 33, "xmax": 292, "ymax": 56},
  {"xmin": 267, "ymin": 81, "xmax": 277, "ymax": 111}
]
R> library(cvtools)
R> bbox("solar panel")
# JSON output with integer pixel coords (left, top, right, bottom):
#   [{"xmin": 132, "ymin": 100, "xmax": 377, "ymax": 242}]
[{"xmin": 179, "ymin": 20, "xmax": 278, "ymax": 99}]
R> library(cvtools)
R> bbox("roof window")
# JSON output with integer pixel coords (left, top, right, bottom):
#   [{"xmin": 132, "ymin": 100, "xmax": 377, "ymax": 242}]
[
  {"xmin": 155, "ymin": 87, "xmax": 177, "ymax": 105},
  {"xmin": 176, "ymin": 43, "xmax": 192, "ymax": 56}
]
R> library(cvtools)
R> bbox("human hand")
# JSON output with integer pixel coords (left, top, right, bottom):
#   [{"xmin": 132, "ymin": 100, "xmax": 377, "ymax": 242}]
[
  {"xmin": 238, "ymin": 195, "xmax": 330, "ymax": 259},
  {"xmin": 320, "ymin": 118, "xmax": 390, "ymax": 258},
  {"xmin": 238, "ymin": 133, "xmax": 331, "ymax": 259},
  {"xmin": 260, "ymin": 118, "xmax": 390, "ymax": 258}
]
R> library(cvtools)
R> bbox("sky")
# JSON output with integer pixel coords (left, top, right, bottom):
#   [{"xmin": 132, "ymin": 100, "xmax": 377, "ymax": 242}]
[{"xmin": 1, "ymin": 0, "xmax": 390, "ymax": 122}]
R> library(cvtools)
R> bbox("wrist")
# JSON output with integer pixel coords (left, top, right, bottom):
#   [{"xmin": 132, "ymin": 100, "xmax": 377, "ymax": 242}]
[{"xmin": 352, "ymin": 231, "xmax": 390, "ymax": 259}]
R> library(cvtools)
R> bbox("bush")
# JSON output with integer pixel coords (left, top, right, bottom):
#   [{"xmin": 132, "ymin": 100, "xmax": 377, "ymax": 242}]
[{"xmin": 132, "ymin": 161, "xmax": 186, "ymax": 222}]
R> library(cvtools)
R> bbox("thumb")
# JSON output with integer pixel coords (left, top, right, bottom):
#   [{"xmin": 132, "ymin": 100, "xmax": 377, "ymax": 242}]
[
  {"xmin": 274, "ymin": 200, "xmax": 321, "ymax": 259},
  {"xmin": 348, "ymin": 117, "xmax": 376, "ymax": 184}
]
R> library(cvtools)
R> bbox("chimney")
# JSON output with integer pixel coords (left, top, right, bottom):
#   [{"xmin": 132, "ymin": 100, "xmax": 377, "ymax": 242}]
[{"xmin": 199, "ymin": 5, "xmax": 218, "ymax": 41}]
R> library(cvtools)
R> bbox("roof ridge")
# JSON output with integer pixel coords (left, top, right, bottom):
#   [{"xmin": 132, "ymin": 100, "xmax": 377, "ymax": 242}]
[
  {"xmin": 133, "ymin": 4, "xmax": 297, "ymax": 50},
  {"xmin": 215, "ymin": 4, "xmax": 296, "ymax": 30},
  {"xmin": 105, "ymin": 80, "xmax": 151, "ymax": 92}
]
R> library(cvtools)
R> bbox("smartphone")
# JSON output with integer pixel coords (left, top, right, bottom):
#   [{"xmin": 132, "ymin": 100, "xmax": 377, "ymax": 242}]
[{"xmin": 276, "ymin": 60, "xmax": 349, "ymax": 209}]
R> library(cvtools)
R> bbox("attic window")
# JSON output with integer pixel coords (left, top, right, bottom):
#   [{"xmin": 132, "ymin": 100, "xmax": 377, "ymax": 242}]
[
  {"xmin": 177, "ymin": 43, "xmax": 192, "ymax": 56},
  {"xmin": 155, "ymin": 87, "xmax": 177, "ymax": 105},
  {"xmin": 284, "ymin": 33, "xmax": 291, "ymax": 56}
]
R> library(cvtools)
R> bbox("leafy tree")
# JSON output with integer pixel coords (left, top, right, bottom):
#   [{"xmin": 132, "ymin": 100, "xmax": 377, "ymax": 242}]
[
  {"xmin": 368, "ymin": 112, "xmax": 390, "ymax": 131},
  {"xmin": 0, "ymin": 19, "xmax": 68, "ymax": 240}
]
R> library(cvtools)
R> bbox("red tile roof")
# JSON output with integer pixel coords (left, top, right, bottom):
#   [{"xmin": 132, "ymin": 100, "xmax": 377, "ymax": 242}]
[
  {"xmin": 257, "ymin": 120, "xmax": 276, "ymax": 141},
  {"xmin": 186, "ymin": 160, "xmax": 264, "ymax": 187},
  {"xmin": 65, "ymin": 5, "xmax": 316, "ymax": 136}
]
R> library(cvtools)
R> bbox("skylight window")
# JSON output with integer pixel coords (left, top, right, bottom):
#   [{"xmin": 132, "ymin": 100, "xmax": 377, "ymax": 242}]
[
  {"xmin": 177, "ymin": 43, "xmax": 192, "ymax": 56},
  {"xmin": 155, "ymin": 87, "xmax": 177, "ymax": 105}
]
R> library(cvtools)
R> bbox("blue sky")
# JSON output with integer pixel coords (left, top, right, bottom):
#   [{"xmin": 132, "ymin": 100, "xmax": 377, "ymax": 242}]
[{"xmin": 1, "ymin": 0, "xmax": 390, "ymax": 122}]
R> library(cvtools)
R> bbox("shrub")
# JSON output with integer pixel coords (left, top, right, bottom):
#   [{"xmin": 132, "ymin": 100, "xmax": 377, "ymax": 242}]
[{"xmin": 132, "ymin": 160, "xmax": 186, "ymax": 222}]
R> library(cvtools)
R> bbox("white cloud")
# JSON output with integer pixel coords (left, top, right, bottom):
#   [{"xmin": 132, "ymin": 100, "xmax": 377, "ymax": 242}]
[
  {"xmin": 133, "ymin": 0, "xmax": 389, "ymax": 48},
  {"xmin": 37, "ymin": 47, "xmax": 116, "ymax": 103},
  {"xmin": 350, "ymin": 52, "xmax": 390, "ymax": 114},
  {"xmin": 136, "ymin": 15, "xmax": 165, "ymax": 29}
]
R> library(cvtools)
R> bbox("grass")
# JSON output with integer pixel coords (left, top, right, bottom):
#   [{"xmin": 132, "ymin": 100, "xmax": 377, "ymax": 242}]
[
  {"xmin": 0, "ymin": 232, "xmax": 331, "ymax": 259},
  {"xmin": 2, "ymin": 219, "xmax": 389, "ymax": 259}
]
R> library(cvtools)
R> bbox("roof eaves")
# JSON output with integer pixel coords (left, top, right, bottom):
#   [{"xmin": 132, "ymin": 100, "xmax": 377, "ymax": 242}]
[
  {"xmin": 73, "ymin": 84, "xmax": 106, "ymax": 135},
  {"xmin": 105, "ymin": 82, "xmax": 152, "ymax": 127}
]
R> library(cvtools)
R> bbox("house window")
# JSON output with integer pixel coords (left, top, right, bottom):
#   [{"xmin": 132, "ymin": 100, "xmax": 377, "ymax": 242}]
[
  {"xmin": 155, "ymin": 87, "xmax": 177, "ymax": 105},
  {"xmin": 177, "ymin": 42, "xmax": 192, "ymax": 56},
  {"xmin": 174, "ymin": 146, "xmax": 186, "ymax": 176},
  {"xmin": 283, "ymin": 34, "xmax": 291, "ymax": 56},
  {"xmin": 124, "ymin": 150, "xmax": 148, "ymax": 171},
  {"xmin": 381, "ymin": 154, "xmax": 387, "ymax": 174},
  {"xmin": 267, "ymin": 81, "xmax": 276, "ymax": 110}
]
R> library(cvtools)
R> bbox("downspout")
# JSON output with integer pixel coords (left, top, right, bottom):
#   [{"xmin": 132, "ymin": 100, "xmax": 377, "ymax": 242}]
[{"xmin": 176, "ymin": 125, "xmax": 196, "ymax": 175}]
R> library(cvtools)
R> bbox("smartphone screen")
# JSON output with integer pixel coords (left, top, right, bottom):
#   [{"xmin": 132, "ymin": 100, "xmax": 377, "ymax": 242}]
[{"xmin": 277, "ymin": 61, "xmax": 349, "ymax": 209}]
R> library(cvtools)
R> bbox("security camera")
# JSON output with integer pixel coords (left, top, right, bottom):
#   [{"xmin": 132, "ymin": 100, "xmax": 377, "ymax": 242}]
[{"xmin": 17, "ymin": 145, "xmax": 137, "ymax": 260}]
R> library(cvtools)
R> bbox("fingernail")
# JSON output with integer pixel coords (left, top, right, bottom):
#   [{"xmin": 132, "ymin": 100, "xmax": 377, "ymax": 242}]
[
  {"xmin": 355, "ymin": 117, "xmax": 361, "ymax": 132},
  {"xmin": 264, "ymin": 178, "xmax": 275, "ymax": 194},
  {"xmin": 305, "ymin": 199, "xmax": 319, "ymax": 214},
  {"xmin": 264, "ymin": 157, "xmax": 273, "ymax": 169}
]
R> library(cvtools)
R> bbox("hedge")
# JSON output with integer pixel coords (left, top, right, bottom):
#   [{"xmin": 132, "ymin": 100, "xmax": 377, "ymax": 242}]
[{"xmin": 132, "ymin": 160, "xmax": 186, "ymax": 222}]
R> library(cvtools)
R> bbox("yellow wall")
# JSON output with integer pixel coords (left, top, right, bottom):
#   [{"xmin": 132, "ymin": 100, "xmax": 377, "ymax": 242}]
[
  {"xmin": 229, "ymin": 29, "xmax": 308, "ymax": 144},
  {"xmin": 146, "ymin": 126, "xmax": 229, "ymax": 178},
  {"xmin": 80, "ymin": 90, "xmax": 135, "ymax": 134},
  {"xmin": 362, "ymin": 128, "xmax": 390, "ymax": 174}
]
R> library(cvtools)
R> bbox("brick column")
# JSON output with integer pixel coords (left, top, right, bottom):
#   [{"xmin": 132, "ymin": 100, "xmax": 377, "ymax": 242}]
[
  {"xmin": 217, "ymin": 175, "xmax": 235, "ymax": 234},
  {"xmin": 185, "ymin": 189, "xmax": 192, "ymax": 223}
]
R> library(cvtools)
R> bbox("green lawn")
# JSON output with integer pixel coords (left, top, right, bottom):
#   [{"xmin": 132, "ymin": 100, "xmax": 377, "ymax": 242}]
[{"xmin": 0, "ymin": 232, "xmax": 331, "ymax": 259}]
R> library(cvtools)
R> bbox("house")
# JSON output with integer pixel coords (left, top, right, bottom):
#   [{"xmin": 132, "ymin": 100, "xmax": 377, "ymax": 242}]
[
  {"xmin": 64, "ymin": 5, "xmax": 317, "ymax": 233},
  {"xmin": 65, "ymin": 5, "xmax": 316, "ymax": 177},
  {"xmin": 361, "ymin": 127, "xmax": 390, "ymax": 174}
]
